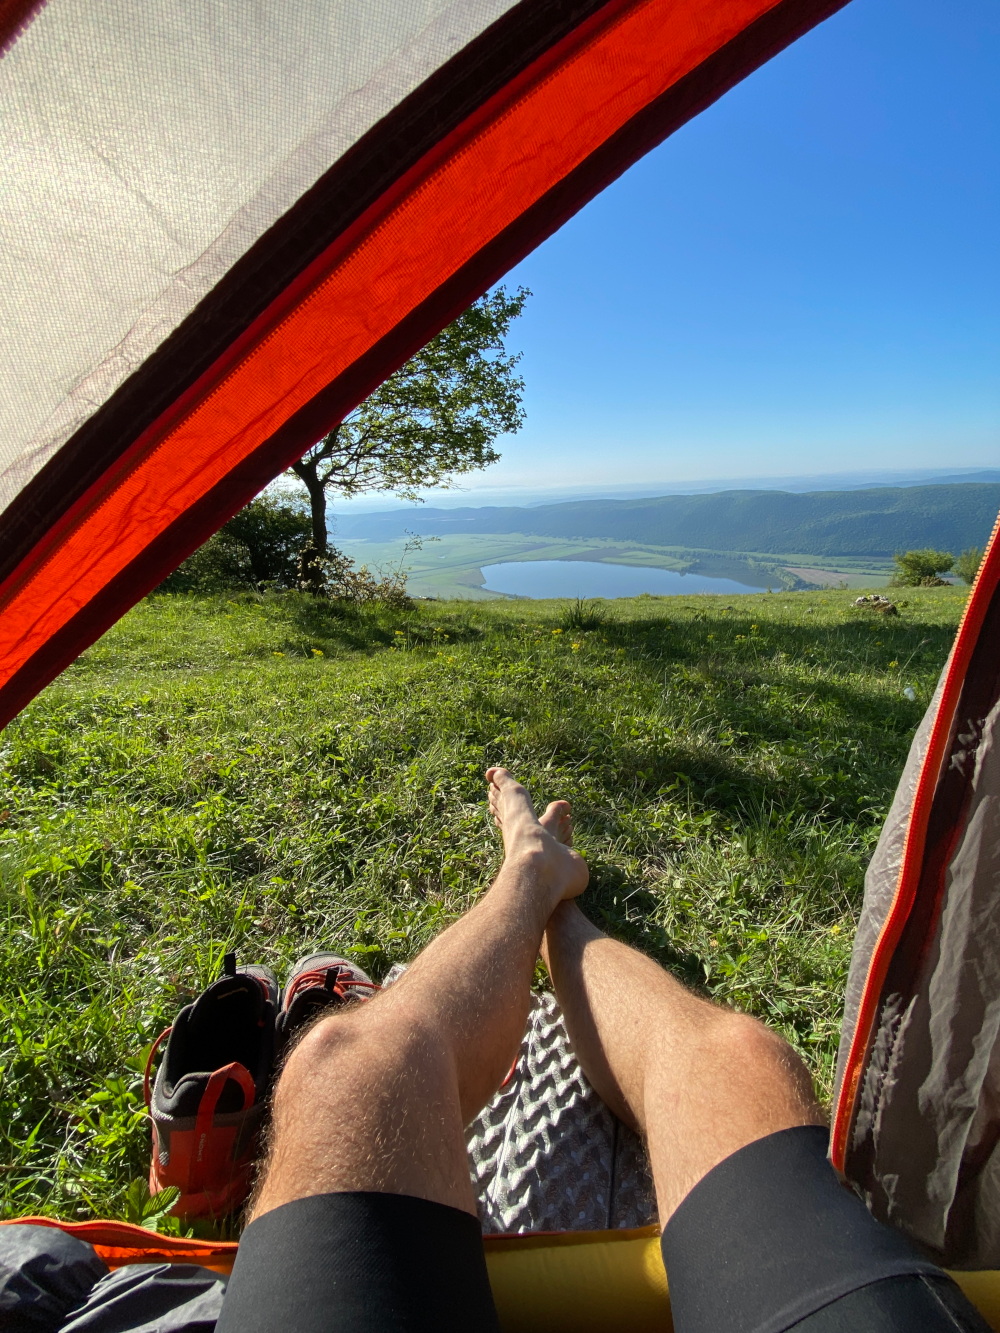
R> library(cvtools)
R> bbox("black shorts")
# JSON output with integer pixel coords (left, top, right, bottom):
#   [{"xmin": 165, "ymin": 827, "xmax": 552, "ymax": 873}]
[{"xmin": 216, "ymin": 1127, "xmax": 990, "ymax": 1333}]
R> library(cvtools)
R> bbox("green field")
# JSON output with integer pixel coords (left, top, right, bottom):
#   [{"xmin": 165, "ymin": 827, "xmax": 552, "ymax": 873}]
[
  {"xmin": 335, "ymin": 533, "xmax": 893, "ymax": 598},
  {"xmin": 0, "ymin": 586, "xmax": 966, "ymax": 1226}
]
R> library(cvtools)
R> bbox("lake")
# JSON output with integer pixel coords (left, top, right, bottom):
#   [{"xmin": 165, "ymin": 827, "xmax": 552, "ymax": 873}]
[{"xmin": 481, "ymin": 560, "xmax": 768, "ymax": 599}]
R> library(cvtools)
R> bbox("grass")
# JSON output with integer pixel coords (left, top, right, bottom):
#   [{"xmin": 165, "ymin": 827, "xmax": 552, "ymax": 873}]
[{"xmin": 0, "ymin": 584, "xmax": 967, "ymax": 1225}]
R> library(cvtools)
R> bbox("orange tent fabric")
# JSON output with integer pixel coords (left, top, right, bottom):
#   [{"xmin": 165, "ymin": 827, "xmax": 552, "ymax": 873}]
[{"xmin": 0, "ymin": 0, "xmax": 846, "ymax": 729}]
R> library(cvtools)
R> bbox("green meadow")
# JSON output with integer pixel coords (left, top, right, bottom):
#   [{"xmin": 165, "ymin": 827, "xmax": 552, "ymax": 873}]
[
  {"xmin": 334, "ymin": 532, "xmax": 894, "ymax": 598},
  {"xmin": 0, "ymin": 586, "xmax": 966, "ymax": 1224}
]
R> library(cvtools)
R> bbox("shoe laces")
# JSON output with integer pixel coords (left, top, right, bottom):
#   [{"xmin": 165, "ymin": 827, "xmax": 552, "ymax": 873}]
[{"xmin": 285, "ymin": 964, "xmax": 379, "ymax": 1007}]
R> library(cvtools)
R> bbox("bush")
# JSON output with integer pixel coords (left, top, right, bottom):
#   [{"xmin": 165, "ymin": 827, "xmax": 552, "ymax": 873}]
[
  {"xmin": 159, "ymin": 532, "xmax": 255, "ymax": 593},
  {"xmin": 297, "ymin": 543, "xmax": 412, "ymax": 608},
  {"xmin": 160, "ymin": 496, "xmax": 311, "ymax": 592},
  {"xmin": 954, "ymin": 547, "xmax": 985, "ymax": 586},
  {"xmin": 891, "ymin": 549, "xmax": 955, "ymax": 587}
]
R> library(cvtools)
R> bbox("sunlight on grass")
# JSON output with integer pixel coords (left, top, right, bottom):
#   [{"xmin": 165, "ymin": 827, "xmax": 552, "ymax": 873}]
[{"xmin": 0, "ymin": 586, "xmax": 966, "ymax": 1220}]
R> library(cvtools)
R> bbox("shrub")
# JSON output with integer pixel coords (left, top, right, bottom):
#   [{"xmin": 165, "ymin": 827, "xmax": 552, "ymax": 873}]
[
  {"xmin": 159, "ymin": 496, "xmax": 311, "ymax": 592},
  {"xmin": 954, "ymin": 547, "xmax": 985, "ymax": 586},
  {"xmin": 297, "ymin": 543, "xmax": 412, "ymax": 607},
  {"xmin": 891, "ymin": 549, "xmax": 955, "ymax": 587}
]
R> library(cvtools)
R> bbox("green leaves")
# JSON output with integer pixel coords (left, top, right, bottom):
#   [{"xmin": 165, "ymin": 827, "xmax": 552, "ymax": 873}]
[
  {"xmin": 288, "ymin": 287, "xmax": 529, "ymax": 548},
  {"xmin": 123, "ymin": 1179, "xmax": 182, "ymax": 1231},
  {"xmin": 892, "ymin": 548, "xmax": 955, "ymax": 586}
]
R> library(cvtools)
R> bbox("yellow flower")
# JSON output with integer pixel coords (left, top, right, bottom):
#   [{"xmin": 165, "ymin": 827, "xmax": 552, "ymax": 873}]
[
  {"xmin": 272, "ymin": 651, "xmax": 285, "ymax": 657},
  {"xmin": 707, "ymin": 634, "xmax": 715, "ymax": 640},
  {"xmin": 888, "ymin": 660, "xmax": 898, "ymax": 669},
  {"xmin": 571, "ymin": 642, "xmax": 581, "ymax": 651},
  {"xmin": 551, "ymin": 628, "xmax": 563, "ymax": 635},
  {"xmin": 394, "ymin": 630, "xmax": 405, "ymax": 636},
  {"xmin": 311, "ymin": 648, "xmax": 324, "ymax": 657}
]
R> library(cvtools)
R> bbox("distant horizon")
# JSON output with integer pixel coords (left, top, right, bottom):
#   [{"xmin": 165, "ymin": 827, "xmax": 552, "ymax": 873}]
[{"xmin": 324, "ymin": 465, "xmax": 1000, "ymax": 516}]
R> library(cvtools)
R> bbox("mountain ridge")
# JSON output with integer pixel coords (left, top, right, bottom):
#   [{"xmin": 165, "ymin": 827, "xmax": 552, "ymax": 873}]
[{"xmin": 335, "ymin": 482, "xmax": 1000, "ymax": 558}]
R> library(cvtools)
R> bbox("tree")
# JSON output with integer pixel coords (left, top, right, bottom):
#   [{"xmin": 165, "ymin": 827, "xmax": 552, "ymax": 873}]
[
  {"xmin": 954, "ymin": 546, "xmax": 985, "ymax": 586},
  {"xmin": 289, "ymin": 286, "xmax": 528, "ymax": 554},
  {"xmin": 161, "ymin": 495, "xmax": 310, "ymax": 592},
  {"xmin": 891, "ymin": 548, "xmax": 955, "ymax": 587}
]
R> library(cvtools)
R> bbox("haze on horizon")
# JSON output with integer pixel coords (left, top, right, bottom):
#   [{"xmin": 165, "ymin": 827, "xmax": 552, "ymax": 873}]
[{"xmin": 336, "ymin": 0, "xmax": 999, "ymax": 513}]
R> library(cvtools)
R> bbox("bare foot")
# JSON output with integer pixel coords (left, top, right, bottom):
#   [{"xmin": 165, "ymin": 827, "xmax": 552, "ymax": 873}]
[
  {"xmin": 486, "ymin": 767, "xmax": 588, "ymax": 901},
  {"xmin": 539, "ymin": 799, "xmax": 573, "ymax": 847}
]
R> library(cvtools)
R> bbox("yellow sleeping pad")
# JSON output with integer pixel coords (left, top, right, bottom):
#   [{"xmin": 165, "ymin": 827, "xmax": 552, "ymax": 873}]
[{"xmin": 4, "ymin": 1218, "xmax": 1000, "ymax": 1331}]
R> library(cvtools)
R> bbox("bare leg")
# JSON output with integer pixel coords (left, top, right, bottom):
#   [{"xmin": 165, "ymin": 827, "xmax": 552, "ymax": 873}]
[
  {"xmin": 251, "ymin": 768, "xmax": 587, "ymax": 1221},
  {"xmin": 542, "ymin": 902, "xmax": 823, "ymax": 1224}
]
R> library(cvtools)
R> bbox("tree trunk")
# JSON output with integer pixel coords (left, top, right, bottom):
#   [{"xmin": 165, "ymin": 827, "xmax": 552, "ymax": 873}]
[{"xmin": 291, "ymin": 457, "xmax": 329, "ymax": 555}]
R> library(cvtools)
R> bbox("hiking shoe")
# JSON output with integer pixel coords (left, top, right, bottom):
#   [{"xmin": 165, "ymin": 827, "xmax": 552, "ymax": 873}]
[
  {"xmin": 275, "ymin": 953, "xmax": 378, "ymax": 1049},
  {"xmin": 146, "ymin": 954, "xmax": 279, "ymax": 1219}
]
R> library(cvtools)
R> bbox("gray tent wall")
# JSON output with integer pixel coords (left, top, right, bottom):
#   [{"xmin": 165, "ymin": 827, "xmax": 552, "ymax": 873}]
[{"xmin": 832, "ymin": 519, "xmax": 1000, "ymax": 1269}]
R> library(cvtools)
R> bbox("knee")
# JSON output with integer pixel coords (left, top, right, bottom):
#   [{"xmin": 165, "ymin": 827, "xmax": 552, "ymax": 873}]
[
  {"xmin": 276, "ymin": 1003, "xmax": 454, "ymax": 1104},
  {"xmin": 278, "ymin": 1007, "xmax": 364, "ymax": 1084},
  {"xmin": 707, "ymin": 1011, "xmax": 817, "ymax": 1107},
  {"xmin": 711, "ymin": 1010, "xmax": 786, "ymax": 1057}
]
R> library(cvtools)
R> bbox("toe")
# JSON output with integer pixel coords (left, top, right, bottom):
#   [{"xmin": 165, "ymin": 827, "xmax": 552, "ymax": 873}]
[{"xmin": 539, "ymin": 800, "xmax": 573, "ymax": 845}]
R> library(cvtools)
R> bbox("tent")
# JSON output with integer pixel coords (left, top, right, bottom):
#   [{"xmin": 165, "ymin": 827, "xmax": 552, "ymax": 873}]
[
  {"xmin": 832, "ymin": 520, "xmax": 1000, "ymax": 1270},
  {"xmin": 0, "ymin": 0, "xmax": 847, "ymax": 729},
  {"xmin": 5, "ymin": 0, "xmax": 1000, "ymax": 1321}
]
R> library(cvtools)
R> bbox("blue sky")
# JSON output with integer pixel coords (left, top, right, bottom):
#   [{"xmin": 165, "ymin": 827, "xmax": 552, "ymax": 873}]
[{"xmin": 359, "ymin": 0, "xmax": 999, "ymax": 507}]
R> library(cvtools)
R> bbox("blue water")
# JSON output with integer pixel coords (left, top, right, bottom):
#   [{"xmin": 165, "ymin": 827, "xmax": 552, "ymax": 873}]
[{"xmin": 481, "ymin": 560, "xmax": 767, "ymax": 599}]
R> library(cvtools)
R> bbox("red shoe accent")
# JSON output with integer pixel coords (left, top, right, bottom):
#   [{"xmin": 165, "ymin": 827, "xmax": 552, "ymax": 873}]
[
  {"xmin": 145, "ymin": 959, "xmax": 278, "ymax": 1219},
  {"xmin": 148, "ymin": 1061, "xmax": 257, "ymax": 1217},
  {"xmin": 276, "ymin": 954, "xmax": 379, "ymax": 1050},
  {"xmin": 283, "ymin": 964, "xmax": 379, "ymax": 1007}
]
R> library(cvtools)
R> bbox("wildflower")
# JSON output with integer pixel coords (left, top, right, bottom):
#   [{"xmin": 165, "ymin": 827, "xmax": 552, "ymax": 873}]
[
  {"xmin": 571, "ymin": 642, "xmax": 581, "ymax": 651},
  {"xmin": 394, "ymin": 630, "xmax": 405, "ymax": 636},
  {"xmin": 311, "ymin": 648, "xmax": 324, "ymax": 657},
  {"xmin": 735, "ymin": 634, "xmax": 746, "ymax": 641},
  {"xmin": 272, "ymin": 651, "xmax": 285, "ymax": 657},
  {"xmin": 888, "ymin": 660, "xmax": 898, "ymax": 669},
  {"xmin": 551, "ymin": 628, "xmax": 563, "ymax": 635},
  {"xmin": 707, "ymin": 634, "xmax": 715, "ymax": 640}
]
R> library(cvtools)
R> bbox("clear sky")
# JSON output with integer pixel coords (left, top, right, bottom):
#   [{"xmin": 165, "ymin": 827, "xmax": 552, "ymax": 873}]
[{"xmin": 383, "ymin": 0, "xmax": 1000, "ymax": 505}]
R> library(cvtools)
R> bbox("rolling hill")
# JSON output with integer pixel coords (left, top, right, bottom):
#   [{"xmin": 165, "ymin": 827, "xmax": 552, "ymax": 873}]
[{"xmin": 336, "ymin": 482, "xmax": 1000, "ymax": 558}]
